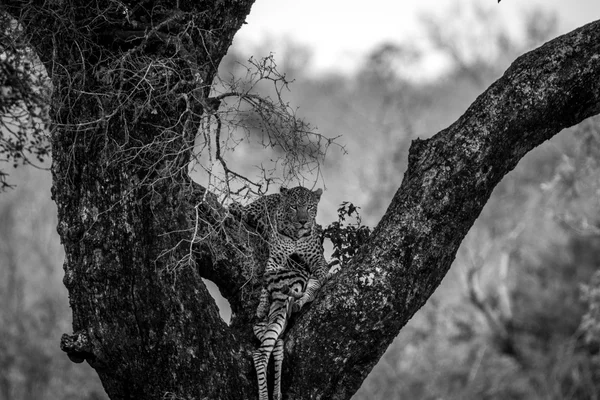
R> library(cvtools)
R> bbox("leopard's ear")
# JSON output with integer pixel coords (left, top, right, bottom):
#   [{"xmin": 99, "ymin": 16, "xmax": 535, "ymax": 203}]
[
  {"xmin": 314, "ymin": 188, "xmax": 323, "ymax": 197},
  {"xmin": 280, "ymin": 187, "xmax": 289, "ymax": 195}
]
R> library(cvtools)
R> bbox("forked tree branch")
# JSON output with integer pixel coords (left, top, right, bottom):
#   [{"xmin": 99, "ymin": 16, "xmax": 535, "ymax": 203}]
[{"xmin": 281, "ymin": 19, "xmax": 600, "ymax": 399}]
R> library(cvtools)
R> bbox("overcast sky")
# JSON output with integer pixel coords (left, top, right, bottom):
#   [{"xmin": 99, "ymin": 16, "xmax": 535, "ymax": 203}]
[{"xmin": 232, "ymin": 0, "xmax": 600, "ymax": 75}]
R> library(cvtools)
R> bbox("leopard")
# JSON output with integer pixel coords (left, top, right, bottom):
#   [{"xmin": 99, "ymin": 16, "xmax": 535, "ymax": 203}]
[{"xmin": 230, "ymin": 186, "xmax": 329, "ymax": 400}]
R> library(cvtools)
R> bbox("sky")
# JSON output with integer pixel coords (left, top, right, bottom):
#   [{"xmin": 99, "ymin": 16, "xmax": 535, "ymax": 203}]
[{"xmin": 232, "ymin": 0, "xmax": 600, "ymax": 76}]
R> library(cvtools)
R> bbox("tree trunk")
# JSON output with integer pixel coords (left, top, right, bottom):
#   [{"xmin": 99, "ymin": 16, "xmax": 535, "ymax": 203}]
[
  {"xmin": 5, "ymin": 1, "xmax": 259, "ymax": 399},
  {"xmin": 4, "ymin": 1, "xmax": 600, "ymax": 399}
]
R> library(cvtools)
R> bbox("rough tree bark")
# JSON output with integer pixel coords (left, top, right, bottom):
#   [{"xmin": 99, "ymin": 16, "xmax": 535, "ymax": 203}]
[{"xmin": 4, "ymin": 1, "xmax": 600, "ymax": 399}]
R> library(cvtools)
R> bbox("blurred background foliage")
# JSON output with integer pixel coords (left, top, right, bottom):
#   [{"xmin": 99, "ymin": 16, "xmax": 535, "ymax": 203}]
[{"xmin": 1, "ymin": 2, "xmax": 599, "ymax": 399}]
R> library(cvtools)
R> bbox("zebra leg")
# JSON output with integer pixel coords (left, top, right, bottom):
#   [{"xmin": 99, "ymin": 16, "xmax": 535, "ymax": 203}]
[
  {"xmin": 253, "ymin": 321, "xmax": 267, "ymax": 340},
  {"xmin": 273, "ymin": 297, "xmax": 295, "ymax": 400},
  {"xmin": 253, "ymin": 347, "xmax": 270, "ymax": 400},
  {"xmin": 273, "ymin": 338, "xmax": 284, "ymax": 400},
  {"xmin": 253, "ymin": 300, "xmax": 290, "ymax": 400}
]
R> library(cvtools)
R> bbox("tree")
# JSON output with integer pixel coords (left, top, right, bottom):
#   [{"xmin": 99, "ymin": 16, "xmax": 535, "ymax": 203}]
[{"xmin": 2, "ymin": 1, "xmax": 600, "ymax": 399}]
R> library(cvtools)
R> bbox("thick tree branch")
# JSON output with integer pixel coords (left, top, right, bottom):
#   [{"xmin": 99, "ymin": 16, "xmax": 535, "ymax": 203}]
[
  {"xmin": 282, "ymin": 19, "xmax": 600, "ymax": 399},
  {"xmin": 187, "ymin": 179, "xmax": 267, "ymax": 329}
]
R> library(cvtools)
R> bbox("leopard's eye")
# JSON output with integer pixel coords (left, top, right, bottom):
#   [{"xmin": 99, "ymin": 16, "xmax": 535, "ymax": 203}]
[{"xmin": 289, "ymin": 205, "xmax": 297, "ymax": 211}]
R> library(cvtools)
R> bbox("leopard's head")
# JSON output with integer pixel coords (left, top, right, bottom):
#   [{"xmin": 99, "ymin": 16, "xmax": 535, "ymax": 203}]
[{"xmin": 276, "ymin": 186, "xmax": 322, "ymax": 239}]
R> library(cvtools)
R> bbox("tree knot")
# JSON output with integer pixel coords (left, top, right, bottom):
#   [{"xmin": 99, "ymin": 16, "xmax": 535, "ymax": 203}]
[{"xmin": 60, "ymin": 330, "xmax": 95, "ymax": 364}]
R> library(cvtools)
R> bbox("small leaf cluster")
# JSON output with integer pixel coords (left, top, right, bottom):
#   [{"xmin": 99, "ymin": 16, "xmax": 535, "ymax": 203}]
[
  {"xmin": 0, "ymin": 14, "xmax": 51, "ymax": 191},
  {"xmin": 323, "ymin": 201, "xmax": 371, "ymax": 266}
]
